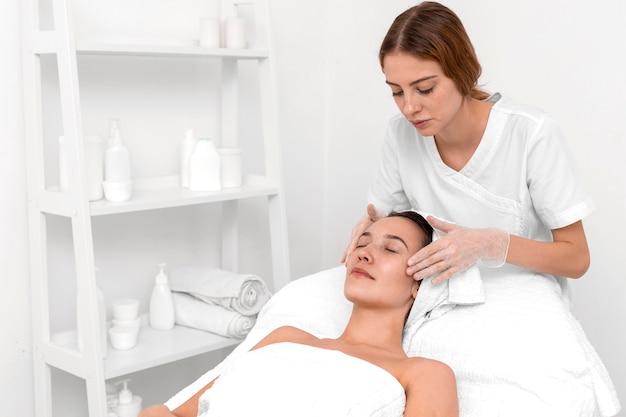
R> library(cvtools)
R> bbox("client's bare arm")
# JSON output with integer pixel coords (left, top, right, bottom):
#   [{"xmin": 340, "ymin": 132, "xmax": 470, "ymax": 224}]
[{"xmin": 404, "ymin": 358, "xmax": 458, "ymax": 417}]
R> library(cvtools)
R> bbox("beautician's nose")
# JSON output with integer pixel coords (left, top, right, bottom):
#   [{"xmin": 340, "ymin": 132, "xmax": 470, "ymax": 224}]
[{"xmin": 403, "ymin": 92, "xmax": 422, "ymax": 115}]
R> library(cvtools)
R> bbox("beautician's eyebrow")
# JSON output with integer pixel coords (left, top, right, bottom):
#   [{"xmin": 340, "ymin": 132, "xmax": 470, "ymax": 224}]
[{"xmin": 385, "ymin": 75, "xmax": 437, "ymax": 87}]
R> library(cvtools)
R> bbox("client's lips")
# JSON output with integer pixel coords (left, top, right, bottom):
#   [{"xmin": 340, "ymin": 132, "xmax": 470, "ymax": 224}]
[{"xmin": 351, "ymin": 267, "xmax": 373, "ymax": 279}]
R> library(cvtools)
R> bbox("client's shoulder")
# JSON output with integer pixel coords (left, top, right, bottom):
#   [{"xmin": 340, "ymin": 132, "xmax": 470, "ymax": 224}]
[{"xmin": 252, "ymin": 325, "xmax": 319, "ymax": 350}]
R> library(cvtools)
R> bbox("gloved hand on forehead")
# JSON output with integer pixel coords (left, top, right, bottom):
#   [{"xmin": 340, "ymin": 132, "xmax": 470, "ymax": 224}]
[
  {"xmin": 407, "ymin": 216, "xmax": 510, "ymax": 284},
  {"xmin": 340, "ymin": 204, "xmax": 387, "ymax": 264}
]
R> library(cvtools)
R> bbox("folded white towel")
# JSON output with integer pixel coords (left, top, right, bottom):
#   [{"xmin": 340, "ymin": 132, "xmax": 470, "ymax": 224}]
[
  {"xmin": 402, "ymin": 211, "xmax": 485, "ymax": 348},
  {"xmin": 172, "ymin": 293, "xmax": 256, "ymax": 339},
  {"xmin": 169, "ymin": 267, "xmax": 271, "ymax": 315}
]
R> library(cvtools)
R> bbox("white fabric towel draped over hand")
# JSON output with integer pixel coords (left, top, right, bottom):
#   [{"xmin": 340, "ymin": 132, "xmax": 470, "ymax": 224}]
[{"xmin": 169, "ymin": 267, "xmax": 272, "ymax": 315}]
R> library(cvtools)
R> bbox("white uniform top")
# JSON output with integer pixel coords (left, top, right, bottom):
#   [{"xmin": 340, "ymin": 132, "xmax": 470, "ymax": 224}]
[{"xmin": 368, "ymin": 93, "xmax": 595, "ymax": 298}]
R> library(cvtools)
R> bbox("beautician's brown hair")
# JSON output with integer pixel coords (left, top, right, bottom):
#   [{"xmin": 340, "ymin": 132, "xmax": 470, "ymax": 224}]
[{"xmin": 379, "ymin": 1, "xmax": 489, "ymax": 100}]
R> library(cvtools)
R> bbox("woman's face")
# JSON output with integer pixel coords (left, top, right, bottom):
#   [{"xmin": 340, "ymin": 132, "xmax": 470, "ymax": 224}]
[
  {"xmin": 382, "ymin": 52, "xmax": 464, "ymax": 137},
  {"xmin": 344, "ymin": 216, "xmax": 423, "ymax": 308}
]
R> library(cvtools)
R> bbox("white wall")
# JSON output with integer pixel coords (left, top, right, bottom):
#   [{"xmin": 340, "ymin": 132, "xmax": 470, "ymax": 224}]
[{"xmin": 2, "ymin": 0, "xmax": 624, "ymax": 414}]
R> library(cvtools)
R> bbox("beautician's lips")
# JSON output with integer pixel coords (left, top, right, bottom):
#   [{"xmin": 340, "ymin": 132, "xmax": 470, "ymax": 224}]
[
  {"xmin": 411, "ymin": 119, "xmax": 430, "ymax": 129},
  {"xmin": 351, "ymin": 267, "xmax": 373, "ymax": 279}
]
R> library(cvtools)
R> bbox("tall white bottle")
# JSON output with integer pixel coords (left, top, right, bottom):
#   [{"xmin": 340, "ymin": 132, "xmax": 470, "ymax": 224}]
[
  {"xmin": 149, "ymin": 263, "xmax": 175, "ymax": 330},
  {"xmin": 188, "ymin": 137, "xmax": 221, "ymax": 191},
  {"xmin": 105, "ymin": 127, "xmax": 131, "ymax": 182},
  {"xmin": 104, "ymin": 120, "xmax": 133, "ymax": 202},
  {"xmin": 77, "ymin": 269, "xmax": 107, "ymax": 358},
  {"xmin": 180, "ymin": 128, "xmax": 197, "ymax": 188}
]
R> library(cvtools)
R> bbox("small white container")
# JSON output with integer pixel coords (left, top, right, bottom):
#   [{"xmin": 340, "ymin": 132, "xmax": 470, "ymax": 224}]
[
  {"xmin": 112, "ymin": 298, "xmax": 140, "ymax": 321},
  {"xmin": 188, "ymin": 137, "xmax": 221, "ymax": 192},
  {"xmin": 103, "ymin": 180, "xmax": 133, "ymax": 202},
  {"xmin": 225, "ymin": 17, "xmax": 246, "ymax": 48},
  {"xmin": 218, "ymin": 147, "xmax": 242, "ymax": 188},
  {"xmin": 109, "ymin": 325, "xmax": 139, "ymax": 350},
  {"xmin": 199, "ymin": 17, "xmax": 221, "ymax": 48},
  {"xmin": 112, "ymin": 317, "xmax": 141, "ymax": 332}
]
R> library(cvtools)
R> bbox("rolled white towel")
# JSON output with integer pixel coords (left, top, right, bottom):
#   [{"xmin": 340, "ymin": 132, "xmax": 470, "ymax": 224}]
[
  {"xmin": 169, "ymin": 267, "xmax": 272, "ymax": 315},
  {"xmin": 172, "ymin": 293, "xmax": 256, "ymax": 339}
]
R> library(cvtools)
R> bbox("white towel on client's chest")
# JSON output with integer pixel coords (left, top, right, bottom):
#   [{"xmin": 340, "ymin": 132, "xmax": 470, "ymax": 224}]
[{"xmin": 197, "ymin": 342, "xmax": 406, "ymax": 417}]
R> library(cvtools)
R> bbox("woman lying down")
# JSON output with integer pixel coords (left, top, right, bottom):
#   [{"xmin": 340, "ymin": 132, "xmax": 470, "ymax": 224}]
[{"xmin": 140, "ymin": 211, "xmax": 458, "ymax": 417}]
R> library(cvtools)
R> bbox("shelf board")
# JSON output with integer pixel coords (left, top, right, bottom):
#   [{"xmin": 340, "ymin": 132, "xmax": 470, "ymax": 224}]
[
  {"xmin": 88, "ymin": 175, "xmax": 279, "ymax": 216},
  {"xmin": 76, "ymin": 41, "xmax": 269, "ymax": 59},
  {"xmin": 51, "ymin": 324, "xmax": 241, "ymax": 380},
  {"xmin": 104, "ymin": 324, "xmax": 240, "ymax": 379}
]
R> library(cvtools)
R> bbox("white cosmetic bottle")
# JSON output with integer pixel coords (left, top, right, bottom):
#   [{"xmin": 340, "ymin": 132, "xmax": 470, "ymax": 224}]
[
  {"xmin": 114, "ymin": 379, "xmax": 142, "ymax": 417},
  {"xmin": 104, "ymin": 121, "xmax": 132, "ymax": 202},
  {"xmin": 180, "ymin": 128, "xmax": 197, "ymax": 188},
  {"xmin": 149, "ymin": 263, "xmax": 175, "ymax": 331},
  {"xmin": 189, "ymin": 137, "xmax": 221, "ymax": 191}
]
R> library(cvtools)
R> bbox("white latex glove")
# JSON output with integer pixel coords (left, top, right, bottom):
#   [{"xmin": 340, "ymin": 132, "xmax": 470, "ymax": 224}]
[
  {"xmin": 340, "ymin": 204, "xmax": 387, "ymax": 263},
  {"xmin": 407, "ymin": 216, "xmax": 510, "ymax": 284}
]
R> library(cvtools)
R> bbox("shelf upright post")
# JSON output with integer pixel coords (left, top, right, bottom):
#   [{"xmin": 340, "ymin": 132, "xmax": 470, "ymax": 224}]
[
  {"xmin": 22, "ymin": 0, "xmax": 109, "ymax": 415},
  {"xmin": 254, "ymin": 0, "xmax": 291, "ymax": 289}
]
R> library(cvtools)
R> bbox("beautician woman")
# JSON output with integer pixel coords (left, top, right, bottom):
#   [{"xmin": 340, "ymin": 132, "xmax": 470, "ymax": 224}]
[
  {"xmin": 343, "ymin": 1, "xmax": 593, "ymax": 298},
  {"xmin": 341, "ymin": 7, "xmax": 623, "ymax": 412}
]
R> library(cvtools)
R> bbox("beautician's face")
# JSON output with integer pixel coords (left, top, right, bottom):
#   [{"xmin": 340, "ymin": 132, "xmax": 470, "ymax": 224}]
[
  {"xmin": 383, "ymin": 52, "xmax": 464, "ymax": 137},
  {"xmin": 345, "ymin": 216, "xmax": 422, "ymax": 307}
]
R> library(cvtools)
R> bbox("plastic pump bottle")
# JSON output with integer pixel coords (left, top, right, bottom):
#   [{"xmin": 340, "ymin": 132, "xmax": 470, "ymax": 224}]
[
  {"xmin": 180, "ymin": 128, "xmax": 197, "ymax": 188},
  {"xmin": 114, "ymin": 379, "xmax": 142, "ymax": 417},
  {"xmin": 188, "ymin": 137, "xmax": 221, "ymax": 191},
  {"xmin": 149, "ymin": 263, "xmax": 175, "ymax": 330}
]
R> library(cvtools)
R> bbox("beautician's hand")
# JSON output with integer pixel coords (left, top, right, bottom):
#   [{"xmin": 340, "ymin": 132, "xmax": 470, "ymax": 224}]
[
  {"xmin": 407, "ymin": 216, "xmax": 510, "ymax": 284},
  {"xmin": 340, "ymin": 204, "xmax": 387, "ymax": 263}
]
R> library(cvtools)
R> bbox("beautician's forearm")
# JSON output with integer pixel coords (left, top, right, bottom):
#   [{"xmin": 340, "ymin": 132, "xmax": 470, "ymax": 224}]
[{"xmin": 506, "ymin": 221, "xmax": 590, "ymax": 278}]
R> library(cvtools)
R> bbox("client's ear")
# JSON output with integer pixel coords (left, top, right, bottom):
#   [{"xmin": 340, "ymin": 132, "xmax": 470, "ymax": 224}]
[{"xmin": 411, "ymin": 280, "xmax": 420, "ymax": 299}]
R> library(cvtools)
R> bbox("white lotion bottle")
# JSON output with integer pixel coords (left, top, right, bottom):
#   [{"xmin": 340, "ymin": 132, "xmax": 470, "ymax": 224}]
[
  {"xmin": 114, "ymin": 379, "xmax": 142, "ymax": 417},
  {"xmin": 104, "ymin": 123, "xmax": 132, "ymax": 202},
  {"xmin": 149, "ymin": 263, "xmax": 175, "ymax": 330},
  {"xmin": 77, "ymin": 269, "xmax": 107, "ymax": 358},
  {"xmin": 189, "ymin": 137, "xmax": 221, "ymax": 192},
  {"xmin": 180, "ymin": 128, "xmax": 197, "ymax": 188}
]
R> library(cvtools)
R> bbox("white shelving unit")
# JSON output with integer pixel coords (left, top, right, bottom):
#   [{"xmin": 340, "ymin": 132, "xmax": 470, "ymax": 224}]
[{"xmin": 21, "ymin": 0, "xmax": 290, "ymax": 415}]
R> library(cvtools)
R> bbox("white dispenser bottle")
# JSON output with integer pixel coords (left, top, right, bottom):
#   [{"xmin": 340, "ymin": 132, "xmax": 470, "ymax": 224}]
[
  {"xmin": 104, "ymin": 121, "xmax": 132, "ymax": 202},
  {"xmin": 180, "ymin": 128, "xmax": 197, "ymax": 188},
  {"xmin": 189, "ymin": 137, "xmax": 221, "ymax": 191},
  {"xmin": 149, "ymin": 263, "xmax": 175, "ymax": 330},
  {"xmin": 77, "ymin": 269, "xmax": 107, "ymax": 358},
  {"xmin": 114, "ymin": 379, "xmax": 142, "ymax": 417}
]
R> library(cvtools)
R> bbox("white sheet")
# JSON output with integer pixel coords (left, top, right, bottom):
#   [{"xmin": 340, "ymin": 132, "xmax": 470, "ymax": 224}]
[{"xmin": 196, "ymin": 342, "xmax": 405, "ymax": 417}]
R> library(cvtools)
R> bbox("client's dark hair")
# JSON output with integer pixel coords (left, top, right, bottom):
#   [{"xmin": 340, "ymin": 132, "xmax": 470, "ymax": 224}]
[{"xmin": 388, "ymin": 211, "xmax": 433, "ymax": 248}]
